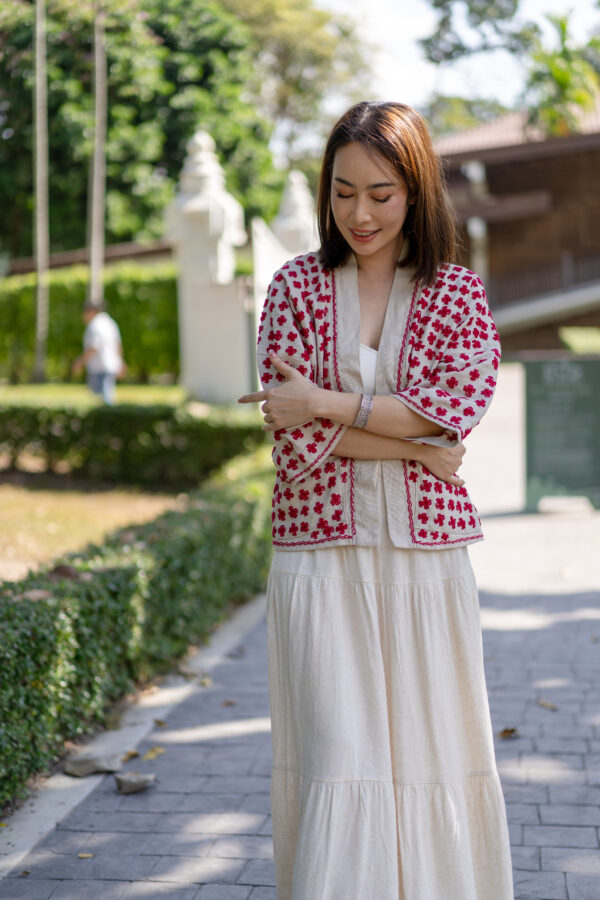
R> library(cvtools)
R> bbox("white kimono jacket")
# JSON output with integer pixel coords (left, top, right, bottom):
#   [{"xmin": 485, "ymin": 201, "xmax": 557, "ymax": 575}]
[{"xmin": 257, "ymin": 251, "xmax": 501, "ymax": 550}]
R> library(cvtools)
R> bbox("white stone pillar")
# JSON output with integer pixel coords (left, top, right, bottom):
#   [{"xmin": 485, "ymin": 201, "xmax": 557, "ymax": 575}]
[
  {"xmin": 461, "ymin": 160, "xmax": 489, "ymax": 282},
  {"xmin": 166, "ymin": 132, "xmax": 248, "ymax": 403},
  {"xmin": 271, "ymin": 170, "xmax": 318, "ymax": 255}
]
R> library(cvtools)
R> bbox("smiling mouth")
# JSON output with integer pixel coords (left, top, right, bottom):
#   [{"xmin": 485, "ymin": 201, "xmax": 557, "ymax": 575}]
[{"xmin": 349, "ymin": 228, "xmax": 380, "ymax": 240}]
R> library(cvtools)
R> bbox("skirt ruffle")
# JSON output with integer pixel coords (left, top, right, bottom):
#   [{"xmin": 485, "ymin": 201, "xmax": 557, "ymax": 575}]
[{"xmin": 266, "ymin": 544, "xmax": 513, "ymax": 900}]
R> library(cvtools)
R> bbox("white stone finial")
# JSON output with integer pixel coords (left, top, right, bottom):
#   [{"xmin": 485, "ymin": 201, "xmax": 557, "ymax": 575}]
[
  {"xmin": 272, "ymin": 169, "xmax": 317, "ymax": 254},
  {"xmin": 166, "ymin": 128, "xmax": 246, "ymax": 286},
  {"xmin": 180, "ymin": 130, "xmax": 226, "ymax": 195}
]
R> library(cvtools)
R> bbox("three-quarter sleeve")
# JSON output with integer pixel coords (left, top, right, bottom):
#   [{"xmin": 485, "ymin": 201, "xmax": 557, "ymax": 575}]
[
  {"xmin": 393, "ymin": 272, "xmax": 501, "ymax": 442},
  {"xmin": 256, "ymin": 269, "xmax": 346, "ymax": 484}
]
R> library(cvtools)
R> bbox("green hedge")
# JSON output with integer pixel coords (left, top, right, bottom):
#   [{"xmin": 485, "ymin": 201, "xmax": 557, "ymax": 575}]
[
  {"xmin": 0, "ymin": 262, "xmax": 178, "ymax": 383},
  {"xmin": 0, "ymin": 447, "xmax": 274, "ymax": 811},
  {"xmin": 0, "ymin": 403, "xmax": 266, "ymax": 486}
]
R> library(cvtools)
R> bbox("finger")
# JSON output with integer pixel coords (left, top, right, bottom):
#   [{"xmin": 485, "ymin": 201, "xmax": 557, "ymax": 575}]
[
  {"xmin": 269, "ymin": 353, "xmax": 296, "ymax": 377},
  {"xmin": 238, "ymin": 391, "xmax": 267, "ymax": 403},
  {"xmin": 449, "ymin": 475, "xmax": 465, "ymax": 486}
]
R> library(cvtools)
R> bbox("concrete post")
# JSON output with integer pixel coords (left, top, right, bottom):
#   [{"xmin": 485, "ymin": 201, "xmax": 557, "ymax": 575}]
[
  {"xmin": 271, "ymin": 169, "xmax": 318, "ymax": 255},
  {"xmin": 166, "ymin": 131, "xmax": 248, "ymax": 402}
]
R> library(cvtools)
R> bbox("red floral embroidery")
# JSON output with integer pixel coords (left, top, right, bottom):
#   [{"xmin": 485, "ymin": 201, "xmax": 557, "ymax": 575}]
[{"xmin": 259, "ymin": 254, "xmax": 492, "ymax": 548}]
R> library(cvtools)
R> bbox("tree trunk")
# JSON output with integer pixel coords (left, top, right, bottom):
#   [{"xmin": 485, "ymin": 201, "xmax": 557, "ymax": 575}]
[
  {"xmin": 32, "ymin": 0, "xmax": 50, "ymax": 382},
  {"xmin": 87, "ymin": 4, "xmax": 107, "ymax": 308}
]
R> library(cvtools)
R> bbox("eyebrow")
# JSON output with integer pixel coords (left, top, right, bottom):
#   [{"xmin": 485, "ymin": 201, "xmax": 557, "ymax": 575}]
[{"xmin": 334, "ymin": 176, "xmax": 396, "ymax": 189}]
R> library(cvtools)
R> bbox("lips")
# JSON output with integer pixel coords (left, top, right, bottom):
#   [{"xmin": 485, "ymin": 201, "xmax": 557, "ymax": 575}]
[{"xmin": 349, "ymin": 228, "xmax": 380, "ymax": 243}]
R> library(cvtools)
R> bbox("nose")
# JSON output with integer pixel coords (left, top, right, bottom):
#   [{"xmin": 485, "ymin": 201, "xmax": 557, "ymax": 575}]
[{"xmin": 349, "ymin": 194, "xmax": 373, "ymax": 226}]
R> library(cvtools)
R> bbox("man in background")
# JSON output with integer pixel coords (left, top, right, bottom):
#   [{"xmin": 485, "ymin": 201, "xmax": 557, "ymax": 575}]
[{"xmin": 72, "ymin": 302, "xmax": 126, "ymax": 405}]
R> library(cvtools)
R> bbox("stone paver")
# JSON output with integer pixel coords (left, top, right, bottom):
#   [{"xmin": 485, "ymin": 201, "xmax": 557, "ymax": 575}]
[{"xmin": 1, "ymin": 362, "xmax": 599, "ymax": 899}]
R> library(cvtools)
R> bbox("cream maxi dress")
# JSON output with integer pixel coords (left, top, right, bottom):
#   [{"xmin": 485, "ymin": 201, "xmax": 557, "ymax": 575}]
[{"xmin": 265, "ymin": 275, "xmax": 513, "ymax": 900}]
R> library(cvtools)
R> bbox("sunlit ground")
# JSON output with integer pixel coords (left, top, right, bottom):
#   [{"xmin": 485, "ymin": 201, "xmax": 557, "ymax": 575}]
[
  {"xmin": 0, "ymin": 383, "xmax": 186, "ymax": 408},
  {"xmin": 0, "ymin": 482, "xmax": 179, "ymax": 581}
]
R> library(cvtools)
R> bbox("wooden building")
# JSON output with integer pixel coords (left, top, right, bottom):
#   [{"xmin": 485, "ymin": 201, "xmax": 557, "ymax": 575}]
[{"xmin": 435, "ymin": 105, "xmax": 600, "ymax": 352}]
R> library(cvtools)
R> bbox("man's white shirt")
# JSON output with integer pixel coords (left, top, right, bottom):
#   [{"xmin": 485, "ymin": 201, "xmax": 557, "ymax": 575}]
[{"xmin": 84, "ymin": 312, "xmax": 122, "ymax": 374}]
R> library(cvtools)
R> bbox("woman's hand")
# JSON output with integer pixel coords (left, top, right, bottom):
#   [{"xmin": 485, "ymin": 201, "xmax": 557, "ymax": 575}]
[
  {"xmin": 416, "ymin": 442, "xmax": 466, "ymax": 486},
  {"xmin": 238, "ymin": 353, "xmax": 322, "ymax": 431}
]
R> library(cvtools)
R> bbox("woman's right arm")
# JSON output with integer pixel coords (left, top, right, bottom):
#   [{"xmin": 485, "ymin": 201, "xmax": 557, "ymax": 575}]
[{"xmin": 332, "ymin": 429, "xmax": 466, "ymax": 486}]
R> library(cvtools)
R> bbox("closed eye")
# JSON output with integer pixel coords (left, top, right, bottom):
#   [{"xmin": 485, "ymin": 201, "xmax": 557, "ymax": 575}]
[{"xmin": 335, "ymin": 192, "xmax": 392, "ymax": 204}]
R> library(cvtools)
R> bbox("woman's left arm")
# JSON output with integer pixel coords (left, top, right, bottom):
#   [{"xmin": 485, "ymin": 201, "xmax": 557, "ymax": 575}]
[
  {"xmin": 248, "ymin": 355, "xmax": 443, "ymax": 439},
  {"xmin": 244, "ymin": 272, "xmax": 500, "ymax": 444}
]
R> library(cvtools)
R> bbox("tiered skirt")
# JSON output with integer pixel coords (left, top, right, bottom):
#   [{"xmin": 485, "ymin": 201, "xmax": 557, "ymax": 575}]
[{"xmin": 266, "ymin": 541, "xmax": 513, "ymax": 900}]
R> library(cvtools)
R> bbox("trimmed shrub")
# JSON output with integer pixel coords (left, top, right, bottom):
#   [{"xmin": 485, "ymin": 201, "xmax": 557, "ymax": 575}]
[
  {"xmin": 0, "ymin": 262, "xmax": 178, "ymax": 383},
  {"xmin": 0, "ymin": 403, "xmax": 266, "ymax": 486},
  {"xmin": 0, "ymin": 447, "xmax": 274, "ymax": 810}
]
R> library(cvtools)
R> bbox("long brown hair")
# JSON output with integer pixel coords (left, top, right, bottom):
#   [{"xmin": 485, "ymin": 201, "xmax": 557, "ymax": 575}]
[{"xmin": 317, "ymin": 101, "xmax": 457, "ymax": 285}]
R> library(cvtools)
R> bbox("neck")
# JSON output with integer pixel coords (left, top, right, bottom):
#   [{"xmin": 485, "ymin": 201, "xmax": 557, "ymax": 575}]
[{"xmin": 353, "ymin": 235, "xmax": 404, "ymax": 280}]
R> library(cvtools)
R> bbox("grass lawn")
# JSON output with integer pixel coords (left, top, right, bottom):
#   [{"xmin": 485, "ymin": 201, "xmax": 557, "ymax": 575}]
[
  {"xmin": 0, "ymin": 384, "xmax": 262, "ymax": 426},
  {"xmin": 0, "ymin": 473, "xmax": 181, "ymax": 582},
  {"xmin": 0, "ymin": 383, "xmax": 187, "ymax": 408},
  {"xmin": 0, "ymin": 384, "xmax": 265, "ymax": 582}
]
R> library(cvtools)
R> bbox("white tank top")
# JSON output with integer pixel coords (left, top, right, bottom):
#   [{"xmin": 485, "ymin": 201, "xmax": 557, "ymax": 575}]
[{"xmin": 359, "ymin": 343, "xmax": 378, "ymax": 394}]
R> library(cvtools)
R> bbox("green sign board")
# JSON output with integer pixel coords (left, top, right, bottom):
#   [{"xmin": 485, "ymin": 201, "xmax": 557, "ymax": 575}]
[{"xmin": 524, "ymin": 358, "xmax": 600, "ymax": 510}]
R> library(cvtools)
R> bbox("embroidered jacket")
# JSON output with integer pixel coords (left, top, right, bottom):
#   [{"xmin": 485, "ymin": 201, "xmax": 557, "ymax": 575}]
[{"xmin": 257, "ymin": 251, "xmax": 501, "ymax": 550}]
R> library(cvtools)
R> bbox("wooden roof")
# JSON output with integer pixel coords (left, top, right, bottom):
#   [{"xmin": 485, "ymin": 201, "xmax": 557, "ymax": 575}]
[{"xmin": 435, "ymin": 100, "xmax": 600, "ymax": 166}]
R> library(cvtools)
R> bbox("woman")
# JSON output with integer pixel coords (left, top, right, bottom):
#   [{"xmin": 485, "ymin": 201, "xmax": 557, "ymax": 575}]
[{"xmin": 239, "ymin": 101, "xmax": 513, "ymax": 900}]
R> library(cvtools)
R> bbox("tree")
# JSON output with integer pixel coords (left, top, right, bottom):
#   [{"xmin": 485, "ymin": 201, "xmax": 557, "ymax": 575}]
[
  {"xmin": 0, "ymin": 0, "xmax": 283, "ymax": 259},
  {"xmin": 420, "ymin": 0, "xmax": 540, "ymax": 64},
  {"xmin": 88, "ymin": 2, "xmax": 107, "ymax": 308},
  {"xmin": 218, "ymin": 0, "xmax": 371, "ymax": 159},
  {"xmin": 420, "ymin": 94, "xmax": 510, "ymax": 137},
  {"xmin": 33, "ymin": 0, "xmax": 49, "ymax": 380},
  {"xmin": 524, "ymin": 13, "xmax": 600, "ymax": 136}
]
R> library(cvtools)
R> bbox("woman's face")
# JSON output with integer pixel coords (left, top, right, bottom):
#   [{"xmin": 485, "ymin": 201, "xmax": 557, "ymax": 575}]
[{"xmin": 330, "ymin": 142, "xmax": 412, "ymax": 268}]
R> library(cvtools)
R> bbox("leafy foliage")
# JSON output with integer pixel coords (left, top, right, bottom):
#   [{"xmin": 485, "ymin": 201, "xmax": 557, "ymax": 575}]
[
  {"xmin": 0, "ymin": 261, "xmax": 178, "ymax": 382},
  {"xmin": 0, "ymin": 0, "xmax": 282, "ymax": 258},
  {"xmin": 0, "ymin": 446, "xmax": 274, "ymax": 810},
  {"xmin": 421, "ymin": 94, "xmax": 511, "ymax": 137},
  {"xmin": 420, "ymin": 0, "xmax": 540, "ymax": 64},
  {"xmin": 0, "ymin": 401, "xmax": 266, "ymax": 486},
  {"xmin": 524, "ymin": 13, "xmax": 600, "ymax": 136},
  {"xmin": 218, "ymin": 0, "xmax": 371, "ymax": 158}
]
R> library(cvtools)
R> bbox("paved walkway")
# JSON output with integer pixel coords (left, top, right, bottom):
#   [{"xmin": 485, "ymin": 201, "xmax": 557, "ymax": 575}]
[{"xmin": 1, "ymin": 363, "xmax": 599, "ymax": 900}]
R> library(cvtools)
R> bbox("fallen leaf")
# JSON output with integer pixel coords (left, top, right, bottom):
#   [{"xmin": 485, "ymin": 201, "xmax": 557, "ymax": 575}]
[
  {"xmin": 48, "ymin": 564, "xmax": 80, "ymax": 581},
  {"xmin": 19, "ymin": 871, "xmax": 30, "ymax": 878},
  {"xmin": 77, "ymin": 853, "xmax": 95, "ymax": 859},
  {"xmin": 199, "ymin": 675, "xmax": 213, "ymax": 687},
  {"xmin": 222, "ymin": 699, "xmax": 236, "ymax": 707},
  {"xmin": 0, "ymin": 823, "xmax": 8, "ymax": 827},
  {"xmin": 142, "ymin": 745, "xmax": 166, "ymax": 761},
  {"xmin": 121, "ymin": 750, "xmax": 139, "ymax": 763},
  {"xmin": 498, "ymin": 727, "xmax": 520, "ymax": 740},
  {"xmin": 154, "ymin": 718, "xmax": 167, "ymax": 728},
  {"xmin": 21, "ymin": 589, "xmax": 53, "ymax": 602},
  {"xmin": 537, "ymin": 697, "xmax": 558, "ymax": 711}
]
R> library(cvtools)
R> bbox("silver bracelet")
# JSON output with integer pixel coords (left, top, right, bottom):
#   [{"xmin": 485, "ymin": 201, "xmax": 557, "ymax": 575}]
[{"xmin": 352, "ymin": 393, "xmax": 373, "ymax": 429}]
